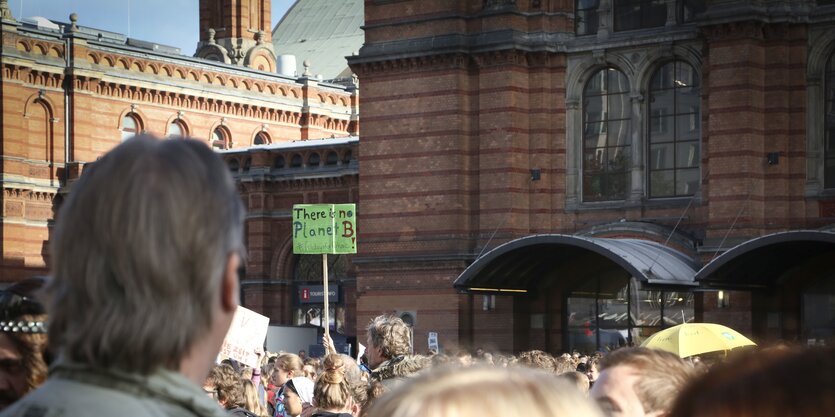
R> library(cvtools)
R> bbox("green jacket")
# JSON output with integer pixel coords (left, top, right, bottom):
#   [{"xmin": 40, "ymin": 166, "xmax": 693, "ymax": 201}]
[{"xmin": 0, "ymin": 359, "xmax": 230, "ymax": 417}]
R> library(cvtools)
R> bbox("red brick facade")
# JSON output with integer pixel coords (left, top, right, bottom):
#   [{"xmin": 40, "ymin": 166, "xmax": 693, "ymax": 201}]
[
  {"xmin": 0, "ymin": 3, "xmax": 358, "ymax": 332},
  {"xmin": 349, "ymin": 0, "xmax": 835, "ymax": 352}
]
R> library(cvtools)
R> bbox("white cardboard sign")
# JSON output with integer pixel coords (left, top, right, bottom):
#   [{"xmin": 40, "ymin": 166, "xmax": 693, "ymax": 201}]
[{"xmin": 219, "ymin": 306, "xmax": 270, "ymax": 368}]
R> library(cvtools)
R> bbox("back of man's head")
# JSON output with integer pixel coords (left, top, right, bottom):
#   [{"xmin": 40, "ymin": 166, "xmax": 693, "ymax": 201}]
[
  {"xmin": 47, "ymin": 136, "xmax": 245, "ymax": 374},
  {"xmin": 595, "ymin": 347, "xmax": 695, "ymax": 416},
  {"xmin": 366, "ymin": 315, "xmax": 411, "ymax": 359}
]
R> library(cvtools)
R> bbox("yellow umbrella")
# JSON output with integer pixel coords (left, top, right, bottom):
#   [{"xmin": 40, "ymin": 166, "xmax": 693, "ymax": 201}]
[{"xmin": 640, "ymin": 323, "xmax": 756, "ymax": 358}]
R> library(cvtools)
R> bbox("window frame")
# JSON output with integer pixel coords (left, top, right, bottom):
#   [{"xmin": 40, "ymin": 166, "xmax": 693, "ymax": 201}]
[
  {"xmin": 211, "ymin": 126, "xmax": 230, "ymax": 150},
  {"xmin": 582, "ymin": 67, "xmax": 633, "ymax": 202},
  {"xmin": 613, "ymin": 0, "xmax": 669, "ymax": 32},
  {"xmin": 120, "ymin": 113, "xmax": 141, "ymax": 141},
  {"xmin": 167, "ymin": 119, "xmax": 187, "ymax": 139},
  {"xmin": 646, "ymin": 60, "xmax": 701, "ymax": 198}
]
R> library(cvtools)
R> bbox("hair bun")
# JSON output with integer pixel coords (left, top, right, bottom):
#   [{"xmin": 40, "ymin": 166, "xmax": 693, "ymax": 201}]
[
  {"xmin": 323, "ymin": 369, "xmax": 345, "ymax": 384},
  {"xmin": 321, "ymin": 354, "xmax": 346, "ymax": 384}
]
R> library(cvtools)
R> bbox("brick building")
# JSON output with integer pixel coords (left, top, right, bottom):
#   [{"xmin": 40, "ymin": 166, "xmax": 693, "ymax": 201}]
[
  {"xmin": 5, "ymin": 0, "xmax": 835, "ymax": 354},
  {"xmin": 348, "ymin": 0, "xmax": 835, "ymax": 353},
  {"xmin": 0, "ymin": 0, "xmax": 360, "ymax": 334}
]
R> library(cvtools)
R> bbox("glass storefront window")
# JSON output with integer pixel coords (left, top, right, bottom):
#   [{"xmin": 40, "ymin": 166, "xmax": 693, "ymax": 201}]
[
  {"xmin": 293, "ymin": 254, "xmax": 350, "ymax": 335},
  {"xmin": 566, "ymin": 277, "xmax": 693, "ymax": 353},
  {"xmin": 803, "ymin": 277, "xmax": 835, "ymax": 347},
  {"xmin": 294, "ymin": 305, "xmax": 346, "ymax": 334}
]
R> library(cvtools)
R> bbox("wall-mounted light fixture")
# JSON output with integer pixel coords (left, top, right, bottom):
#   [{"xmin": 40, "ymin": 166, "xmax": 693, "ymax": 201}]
[{"xmin": 530, "ymin": 168, "xmax": 541, "ymax": 181}]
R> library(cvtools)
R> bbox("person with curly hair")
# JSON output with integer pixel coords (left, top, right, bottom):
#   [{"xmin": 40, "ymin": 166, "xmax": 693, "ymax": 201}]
[
  {"xmin": 365, "ymin": 315, "xmax": 429, "ymax": 386},
  {"xmin": 513, "ymin": 350, "xmax": 557, "ymax": 373},
  {"xmin": 205, "ymin": 364, "xmax": 258, "ymax": 417}
]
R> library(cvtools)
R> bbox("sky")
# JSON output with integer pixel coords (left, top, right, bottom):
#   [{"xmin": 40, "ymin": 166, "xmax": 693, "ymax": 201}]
[{"xmin": 12, "ymin": 0, "xmax": 297, "ymax": 56}]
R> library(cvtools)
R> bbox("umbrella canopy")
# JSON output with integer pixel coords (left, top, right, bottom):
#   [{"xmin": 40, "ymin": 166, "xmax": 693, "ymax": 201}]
[{"xmin": 640, "ymin": 323, "xmax": 756, "ymax": 358}]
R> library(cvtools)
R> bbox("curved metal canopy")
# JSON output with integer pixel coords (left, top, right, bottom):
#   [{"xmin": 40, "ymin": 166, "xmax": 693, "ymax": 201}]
[
  {"xmin": 696, "ymin": 230, "xmax": 835, "ymax": 288},
  {"xmin": 453, "ymin": 234, "xmax": 699, "ymax": 293}
]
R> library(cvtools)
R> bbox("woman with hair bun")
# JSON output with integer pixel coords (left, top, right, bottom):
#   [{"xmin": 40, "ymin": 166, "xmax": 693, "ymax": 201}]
[{"xmin": 311, "ymin": 354, "xmax": 359, "ymax": 417}]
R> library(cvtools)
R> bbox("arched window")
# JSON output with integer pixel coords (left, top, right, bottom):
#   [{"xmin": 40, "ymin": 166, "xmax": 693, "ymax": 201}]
[
  {"xmin": 291, "ymin": 154, "xmax": 303, "ymax": 168},
  {"xmin": 27, "ymin": 100, "xmax": 51, "ymax": 161},
  {"xmin": 326, "ymin": 151, "xmax": 339, "ymax": 166},
  {"xmin": 227, "ymin": 158, "xmax": 239, "ymax": 173},
  {"xmin": 648, "ymin": 61, "xmax": 700, "ymax": 197},
  {"xmin": 274, "ymin": 155, "xmax": 286, "ymax": 169},
  {"xmin": 121, "ymin": 113, "xmax": 140, "ymax": 141},
  {"xmin": 212, "ymin": 127, "xmax": 228, "ymax": 150},
  {"xmin": 168, "ymin": 120, "xmax": 186, "ymax": 138},
  {"xmin": 342, "ymin": 150, "xmax": 352, "ymax": 165},
  {"xmin": 308, "ymin": 152, "xmax": 320, "ymax": 167},
  {"xmin": 825, "ymin": 53, "xmax": 835, "ymax": 188},
  {"xmin": 583, "ymin": 68, "xmax": 631, "ymax": 202},
  {"xmin": 254, "ymin": 132, "xmax": 269, "ymax": 145}
]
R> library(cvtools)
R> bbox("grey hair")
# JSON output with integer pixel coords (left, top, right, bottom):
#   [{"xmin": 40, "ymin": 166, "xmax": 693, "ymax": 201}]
[
  {"xmin": 366, "ymin": 315, "xmax": 411, "ymax": 358},
  {"xmin": 47, "ymin": 136, "xmax": 245, "ymax": 374}
]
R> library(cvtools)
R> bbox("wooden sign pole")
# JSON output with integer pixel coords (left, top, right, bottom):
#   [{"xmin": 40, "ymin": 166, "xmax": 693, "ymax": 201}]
[{"xmin": 322, "ymin": 253, "xmax": 329, "ymax": 338}]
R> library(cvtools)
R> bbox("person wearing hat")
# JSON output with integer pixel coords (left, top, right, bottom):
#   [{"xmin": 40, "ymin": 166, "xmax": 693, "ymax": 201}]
[{"xmin": 0, "ymin": 277, "xmax": 49, "ymax": 411}]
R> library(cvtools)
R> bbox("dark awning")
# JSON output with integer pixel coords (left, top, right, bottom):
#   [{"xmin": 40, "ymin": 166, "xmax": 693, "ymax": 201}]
[
  {"xmin": 453, "ymin": 234, "xmax": 699, "ymax": 293},
  {"xmin": 695, "ymin": 230, "xmax": 835, "ymax": 289}
]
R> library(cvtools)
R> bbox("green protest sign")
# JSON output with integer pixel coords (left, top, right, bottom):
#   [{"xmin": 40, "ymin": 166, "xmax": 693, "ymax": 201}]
[{"xmin": 292, "ymin": 204, "xmax": 357, "ymax": 254}]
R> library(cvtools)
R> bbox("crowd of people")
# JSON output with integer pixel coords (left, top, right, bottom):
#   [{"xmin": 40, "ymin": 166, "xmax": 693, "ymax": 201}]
[{"xmin": 0, "ymin": 136, "xmax": 832, "ymax": 417}]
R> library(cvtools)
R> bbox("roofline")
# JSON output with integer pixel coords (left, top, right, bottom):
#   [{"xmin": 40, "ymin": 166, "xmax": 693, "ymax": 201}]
[
  {"xmin": 695, "ymin": 230, "xmax": 835, "ymax": 282},
  {"xmin": 453, "ymin": 234, "xmax": 698, "ymax": 291}
]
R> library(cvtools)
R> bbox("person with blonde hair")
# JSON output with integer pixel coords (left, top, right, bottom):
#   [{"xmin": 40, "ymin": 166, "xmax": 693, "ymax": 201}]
[
  {"xmin": 270, "ymin": 353, "xmax": 304, "ymax": 416},
  {"xmin": 1, "ymin": 136, "xmax": 245, "ymax": 417},
  {"xmin": 311, "ymin": 354, "xmax": 359, "ymax": 417},
  {"xmin": 243, "ymin": 379, "xmax": 270, "ymax": 417},
  {"xmin": 363, "ymin": 365, "xmax": 604, "ymax": 417},
  {"xmin": 591, "ymin": 347, "xmax": 696, "ymax": 417}
]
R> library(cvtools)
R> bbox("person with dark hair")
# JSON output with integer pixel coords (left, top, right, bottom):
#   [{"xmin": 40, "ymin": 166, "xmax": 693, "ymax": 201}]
[
  {"xmin": 577, "ymin": 356, "xmax": 600, "ymax": 387},
  {"xmin": 0, "ymin": 277, "xmax": 49, "ymax": 410},
  {"xmin": 668, "ymin": 346, "xmax": 835, "ymax": 417},
  {"xmin": 1, "ymin": 136, "xmax": 246, "ymax": 417}
]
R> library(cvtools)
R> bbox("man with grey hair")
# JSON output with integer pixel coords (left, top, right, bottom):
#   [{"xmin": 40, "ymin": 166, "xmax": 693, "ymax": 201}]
[
  {"xmin": 1, "ymin": 136, "xmax": 245, "ymax": 416},
  {"xmin": 365, "ymin": 315, "xmax": 429, "ymax": 401}
]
